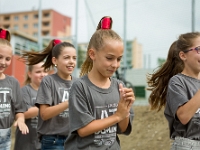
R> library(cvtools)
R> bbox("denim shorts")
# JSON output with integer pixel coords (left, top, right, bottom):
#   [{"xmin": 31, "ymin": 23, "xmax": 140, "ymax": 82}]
[
  {"xmin": 41, "ymin": 135, "xmax": 68, "ymax": 150},
  {"xmin": 171, "ymin": 137, "xmax": 200, "ymax": 150},
  {"xmin": 0, "ymin": 128, "xmax": 11, "ymax": 150}
]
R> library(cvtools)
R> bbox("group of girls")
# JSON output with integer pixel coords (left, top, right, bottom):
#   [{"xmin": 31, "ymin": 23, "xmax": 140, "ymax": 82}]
[
  {"xmin": 0, "ymin": 16, "xmax": 135, "ymax": 150},
  {"xmin": 1, "ymin": 14, "xmax": 199, "ymax": 150}
]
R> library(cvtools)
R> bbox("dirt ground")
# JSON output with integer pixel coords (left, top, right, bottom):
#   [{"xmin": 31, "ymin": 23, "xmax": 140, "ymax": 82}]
[{"xmin": 11, "ymin": 105, "xmax": 172, "ymax": 150}]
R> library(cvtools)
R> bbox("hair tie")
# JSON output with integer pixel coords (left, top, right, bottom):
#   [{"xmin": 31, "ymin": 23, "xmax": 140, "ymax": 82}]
[
  {"xmin": 101, "ymin": 17, "xmax": 112, "ymax": 29},
  {"xmin": 0, "ymin": 29, "xmax": 7, "ymax": 39},
  {"xmin": 53, "ymin": 39, "xmax": 61, "ymax": 46}
]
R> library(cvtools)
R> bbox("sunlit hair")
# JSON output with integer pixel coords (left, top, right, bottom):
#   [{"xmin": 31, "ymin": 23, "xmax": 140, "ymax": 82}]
[
  {"xmin": 147, "ymin": 32, "xmax": 200, "ymax": 111},
  {"xmin": 79, "ymin": 16, "xmax": 122, "ymax": 77},
  {"xmin": 21, "ymin": 40, "xmax": 75, "ymax": 71}
]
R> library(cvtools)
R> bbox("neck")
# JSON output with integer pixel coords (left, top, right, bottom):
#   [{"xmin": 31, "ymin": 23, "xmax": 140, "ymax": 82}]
[
  {"xmin": 88, "ymin": 70, "xmax": 110, "ymax": 88},
  {"xmin": 30, "ymin": 82, "xmax": 39, "ymax": 90},
  {"xmin": 0, "ymin": 73, "xmax": 5, "ymax": 80},
  {"xmin": 181, "ymin": 69, "xmax": 199, "ymax": 79}
]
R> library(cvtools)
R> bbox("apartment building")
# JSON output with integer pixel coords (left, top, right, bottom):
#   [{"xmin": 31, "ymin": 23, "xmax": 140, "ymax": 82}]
[{"xmin": 0, "ymin": 9, "xmax": 71, "ymax": 38}]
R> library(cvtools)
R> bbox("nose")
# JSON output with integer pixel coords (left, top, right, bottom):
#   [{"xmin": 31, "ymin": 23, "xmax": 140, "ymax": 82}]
[{"xmin": 111, "ymin": 59, "xmax": 118, "ymax": 68}]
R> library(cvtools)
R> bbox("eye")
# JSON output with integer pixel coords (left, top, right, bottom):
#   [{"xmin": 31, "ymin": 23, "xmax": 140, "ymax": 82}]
[
  {"xmin": 6, "ymin": 57, "xmax": 11, "ymax": 61},
  {"xmin": 106, "ymin": 57, "xmax": 113, "ymax": 60}
]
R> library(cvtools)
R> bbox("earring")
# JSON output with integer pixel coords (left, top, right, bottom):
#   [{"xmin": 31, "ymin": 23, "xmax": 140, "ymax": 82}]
[{"xmin": 55, "ymin": 64, "xmax": 57, "ymax": 67}]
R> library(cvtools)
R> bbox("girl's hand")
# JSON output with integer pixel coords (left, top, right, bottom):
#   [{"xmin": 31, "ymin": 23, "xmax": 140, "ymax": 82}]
[
  {"xmin": 14, "ymin": 119, "xmax": 29, "ymax": 134},
  {"xmin": 115, "ymin": 84, "xmax": 131, "ymax": 121},
  {"xmin": 122, "ymin": 86, "xmax": 135, "ymax": 109}
]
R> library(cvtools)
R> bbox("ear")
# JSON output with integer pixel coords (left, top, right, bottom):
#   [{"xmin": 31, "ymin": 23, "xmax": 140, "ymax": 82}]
[
  {"xmin": 52, "ymin": 57, "xmax": 57, "ymax": 65},
  {"xmin": 27, "ymin": 71, "xmax": 32, "ymax": 79},
  {"xmin": 88, "ymin": 49, "xmax": 96, "ymax": 60},
  {"xmin": 179, "ymin": 51, "xmax": 187, "ymax": 61}
]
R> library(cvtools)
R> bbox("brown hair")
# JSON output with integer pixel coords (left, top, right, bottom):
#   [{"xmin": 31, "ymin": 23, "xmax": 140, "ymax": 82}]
[
  {"xmin": 21, "ymin": 40, "xmax": 75, "ymax": 71},
  {"xmin": 147, "ymin": 32, "xmax": 200, "ymax": 111},
  {"xmin": 80, "ymin": 16, "xmax": 122, "ymax": 77},
  {"xmin": 24, "ymin": 65, "xmax": 34, "ymax": 85}
]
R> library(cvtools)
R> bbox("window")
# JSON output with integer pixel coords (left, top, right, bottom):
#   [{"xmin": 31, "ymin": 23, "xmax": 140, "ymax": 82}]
[
  {"xmin": 24, "ymin": 24, "xmax": 28, "ymax": 29},
  {"xmin": 3, "ymin": 25, "xmax": 10, "ymax": 29},
  {"xmin": 14, "ymin": 16, "xmax": 19, "ymax": 21},
  {"xmin": 4, "ymin": 16, "xmax": 10, "ymax": 21},
  {"xmin": 43, "ymin": 21, "xmax": 50, "ymax": 26},
  {"xmin": 14, "ymin": 25, "xmax": 18, "ymax": 30},
  {"xmin": 24, "ymin": 15, "xmax": 28, "ymax": 20},
  {"xmin": 43, "ymin": 13, "xmax": 50, "ymax": 17},
  {"xmin": 42, "ymin": 31, "xmax": 49, "ymax": 36},
  {"xmin": 33, "ymin": 14, "xmax": 38, "ymax": 19},
  {"xmin": 33, "ymin": 23, "xmax": 38, "ymax": 28}
]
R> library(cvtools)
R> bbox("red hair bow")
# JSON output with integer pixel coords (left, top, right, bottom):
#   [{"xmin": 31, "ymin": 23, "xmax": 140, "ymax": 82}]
[
  {"xmin": 101, "ymin": 17, "xmax": 112, "ymax": 29},
  {"xmin": 53, "ymin": 39, "xmax": 61, "ymax": 46},
  {"xmin": 0, "ymin": 29, "xmax": 7, "ymax": 39}
]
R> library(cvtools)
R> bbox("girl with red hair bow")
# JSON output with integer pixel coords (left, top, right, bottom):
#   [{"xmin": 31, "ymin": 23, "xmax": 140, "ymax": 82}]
[
  {"xmin": 65, "ymin": 16, "xmax": 135, "ymax": 150},
  {"xmin": 21, "ymin": 39, "xmax": 77, "ymax": 150},
  {"xmin": 0, "ymin": 28, "xmax": 29, "ymax": 150}
]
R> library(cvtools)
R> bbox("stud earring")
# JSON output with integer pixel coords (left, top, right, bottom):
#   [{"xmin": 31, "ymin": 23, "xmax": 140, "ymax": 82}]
[{"xmin": 55, "ymin": 64, "xmax": 57, "ymax": 67}]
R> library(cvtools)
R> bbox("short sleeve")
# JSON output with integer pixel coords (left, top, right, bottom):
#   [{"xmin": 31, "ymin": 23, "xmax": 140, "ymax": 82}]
[
  {"xmin": 21, "ymin": 86, "xmax": 32, "ymax": 109},
  {"xmin": 35, "ymin": 77, "xmax": 52, "ymax": 107},
  {"xmin": 166, "ymin": 79, "xmax": 188, "ymax": 118},
  {"xmin": 14, "ymin": 79, "xmax": 27, "ymax": 113},
  {"xmin": 68, "ymin": 80, "xmax": 95, "ymax": 133}
]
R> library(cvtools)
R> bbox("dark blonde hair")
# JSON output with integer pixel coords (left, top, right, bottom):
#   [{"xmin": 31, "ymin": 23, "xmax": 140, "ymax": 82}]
[
  {"xmin": 147, "ymin": 32, "xmax": 200, "ymax": 111},
  {"xmin": 80, "ymin": 16, "xmax": 122, "ymax": 77},
  {"xmin": 24, "ymin": 65, "xmax": 34, "ymax": 85},
  {"xmin": 21, "ymin": 40, "xmax": 75, "ymax": 71}
]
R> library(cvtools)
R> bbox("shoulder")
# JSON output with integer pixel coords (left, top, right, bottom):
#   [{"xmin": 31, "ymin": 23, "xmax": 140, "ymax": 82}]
[
  {"xmin": 5, "ymin": 75, "xmax": 20, "ymax": 85},
  {"xmin": 21, "ymin": 84, "xmax": 31, "ymax": 92}
]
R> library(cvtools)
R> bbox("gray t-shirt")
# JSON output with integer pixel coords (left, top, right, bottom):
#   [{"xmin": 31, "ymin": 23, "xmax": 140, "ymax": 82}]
[
  {"xmin": 14, "ymin": 84, "xmax": 40, "ymax": 150},
  {"xmin": 164, "ymin": 73, "xmax": 200, "ymax": 140},
  {"xmin": 65, "ymin": 75, "xmax": 134, "ymax": 150},
  {"xmin": 35, "ymin": 73, "xmax": 76, "ymax": 137},
  {"xmin": 0, "ymin": 75, "xmax": 27, "ymax": 129}
]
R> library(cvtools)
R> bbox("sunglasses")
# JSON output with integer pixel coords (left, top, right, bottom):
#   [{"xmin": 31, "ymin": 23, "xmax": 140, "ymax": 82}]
[{"xmin": 182, "ymin": 46, "xmax": 200, "ymax": 54}]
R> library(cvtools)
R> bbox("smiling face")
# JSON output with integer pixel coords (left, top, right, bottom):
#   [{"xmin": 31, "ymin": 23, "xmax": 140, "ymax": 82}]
[
  {"xmin": 0, "ymin": 44, "xmax": 12, "ymax": 76},
  {"xmin": 28, "ymin": 62, "xmax": 48, "ymax": 86},
  {"xmin": 90, "ymin": 39, "xmax": 124, "ymax": 78},
  {"xmin": 180, "ymin": 36, "xmax": 200, "ymax": 76},
  {"xmin": 53, "ymin": 46, "xmax": 77, "ymax": 80}
]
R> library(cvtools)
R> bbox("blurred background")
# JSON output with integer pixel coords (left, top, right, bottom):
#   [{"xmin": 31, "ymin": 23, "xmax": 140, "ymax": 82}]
[{"xmin": 1, "ymin": 1, "xmax": 199, "ymax": 150}]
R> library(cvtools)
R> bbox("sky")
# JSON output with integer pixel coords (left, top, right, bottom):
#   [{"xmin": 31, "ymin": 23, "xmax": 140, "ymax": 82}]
[{"xmin": 0, "ymin": 0, "xmax": 200, "ymax": 69}]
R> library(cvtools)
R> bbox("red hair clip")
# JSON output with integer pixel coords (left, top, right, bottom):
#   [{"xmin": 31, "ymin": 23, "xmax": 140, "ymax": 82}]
[
  {"xmin": 101, "ymin": 17, "xmax": 112, "ymax": 29},
  {"xmin": 53, "ymin": 39, "xmax": 61, "ymax": 46},
  {"xmin": 0, "ymin": 29, "xmax": 7, "ymax": 39}
]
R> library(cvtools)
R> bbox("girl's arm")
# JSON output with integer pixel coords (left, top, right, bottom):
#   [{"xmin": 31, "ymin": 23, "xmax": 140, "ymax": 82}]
[
  {"xmin": 14, "ymin": 113, "xmax": 29, "ymax": 134},
  {"xmin": 177, "ymin": 90, "xmax": 200, "ymax": 125},
  {"xmin": 77, "ymin": 84, "xmax": 134, "ymax": 137},
  {"xmin": 39, "ymin": 101, "xmax": 68, "ymax": 120},
  {"xmin": 24, "ymin": 107, "xmax": 39, "ymax": 119}
]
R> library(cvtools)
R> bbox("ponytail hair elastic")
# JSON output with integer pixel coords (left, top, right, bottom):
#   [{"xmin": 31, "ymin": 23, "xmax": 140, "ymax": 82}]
[
  {"xmin": 0, "ymin": 28, "xmax": 10, "ymax": 42},
  {"xmin": 96, "ymin": 16, "xmax": 112, "ymax": 30},
  {"xmin": 53, "ymin": 39, "xmax": 62, "ymax": 46}
]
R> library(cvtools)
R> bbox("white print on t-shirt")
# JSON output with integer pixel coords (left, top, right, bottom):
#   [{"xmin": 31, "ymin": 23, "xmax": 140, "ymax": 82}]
[
  {"xmin": 58, "ymin": 87, "xmax": 70, "ymax": 118},
  {"xmin": 94, "ymin": 103, "xmax": 118, "ymax": 146},
  {"xmin": 0, "ymin": 88, "xmax": 12, "ymax": 118}
]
